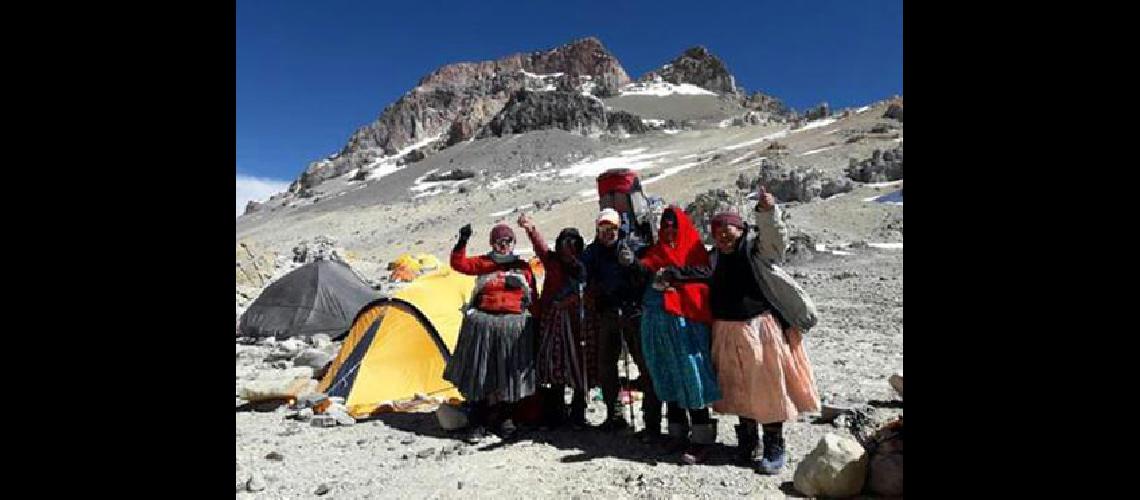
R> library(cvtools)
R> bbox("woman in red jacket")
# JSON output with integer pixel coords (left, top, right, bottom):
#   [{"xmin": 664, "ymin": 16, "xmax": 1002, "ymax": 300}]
[
  {"xmin": 443, "ymin": 222, "xmax": 539, "ymax": 442},
  {"xmin": 518, "ymin": 214, "xmax": 595, "ymax": 430}
]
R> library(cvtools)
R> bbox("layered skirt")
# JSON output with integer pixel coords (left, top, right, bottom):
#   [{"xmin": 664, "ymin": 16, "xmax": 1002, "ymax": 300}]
[
  {"xmin": 443, "ymin": 309, "xmax": 536, "ymax": 403},
  {"xmin": 711, "ymin": 311, "xmax": 820, "ymax": 423},
  {"xmin": 640, "ymin": 288, "xmax": 722, "ymax": 409},
  {"xmin": 536, "ymin": 292, "xmax": 598, "ymax": 391}
]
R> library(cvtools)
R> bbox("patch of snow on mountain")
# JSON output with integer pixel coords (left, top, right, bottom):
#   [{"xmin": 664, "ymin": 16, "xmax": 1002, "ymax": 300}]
[{"xmin": 619, "ymin": 81, "xmax": 716, "ymax": 97}]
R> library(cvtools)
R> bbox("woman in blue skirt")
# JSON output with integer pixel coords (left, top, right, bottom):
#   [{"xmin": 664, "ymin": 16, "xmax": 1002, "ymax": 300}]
[{"xmin": 619, "ymin": 206, "xmax": 721, "ymax": 464}]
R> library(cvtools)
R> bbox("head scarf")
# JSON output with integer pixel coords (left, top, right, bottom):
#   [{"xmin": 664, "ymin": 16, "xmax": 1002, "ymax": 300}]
[{"xmin": 640, "ymin": 206, "xmax": 712, "ymax": 323}]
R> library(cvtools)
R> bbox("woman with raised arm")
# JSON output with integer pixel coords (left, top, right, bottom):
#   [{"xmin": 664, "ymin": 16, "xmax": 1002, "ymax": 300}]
[
  {"xmin": 517, "ymin": 213, "xmax": 595, "ymax": 430},
  {"xmin": 443, "ymin": 222, "xmax": 539, "ymax": 443}
]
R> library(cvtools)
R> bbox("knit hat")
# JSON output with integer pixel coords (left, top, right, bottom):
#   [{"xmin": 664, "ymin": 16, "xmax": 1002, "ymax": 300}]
[
  {"xmin": 710, "ymin": 212, "xmax": 744, "ymax": 230},
  {"xmin": 596, "ymin": 208, "xmax": 620, "ymax": 227},
  {"xmin": 555, "ymin": 227, "xmax": 584, "ymax": 254},
  {"xmin": 489, "ymin": 224, "xmax": 515, "ymax": 244}
]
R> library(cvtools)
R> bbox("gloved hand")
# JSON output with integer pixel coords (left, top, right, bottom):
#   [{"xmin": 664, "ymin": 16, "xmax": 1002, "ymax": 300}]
[
  {"xmin": 504, "ymin": 273, "xmax": 525, "ymax": 290},
  {"xmin": 454, "ymin": 224, "xmax": 473, "ymax": 252}
]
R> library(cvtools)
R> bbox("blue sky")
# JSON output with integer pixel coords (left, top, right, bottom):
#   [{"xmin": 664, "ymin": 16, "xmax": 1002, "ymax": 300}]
[{"xmin": 236, "ymin": 0, "xmax": 902, "ymax": 214}]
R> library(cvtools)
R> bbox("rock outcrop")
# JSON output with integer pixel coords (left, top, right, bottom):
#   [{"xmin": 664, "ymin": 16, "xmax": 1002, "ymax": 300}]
[
  {"xmin": 643, "ymin": 46, "xmax": 741, "ymax": 97},
  {"xmin": 640, "ymin": 46, "xmax": 789, "ymax": 118},
  {"xmin": 745, "ymin": 160, "xmax": 855, "ymax": 203},
  {"xmin": 883, "ymin": 97, "xmax": 903, "ymax": 121},
  {"xmin": 846, "ymin": 146, "xmax": 903, "ymax": 183},
  {"xmin": 478, "ymin": 90, "xmax": 647, "ymax": 138},
  {"xmin": 236, "ymin": 241, "xmax": 276, "ymax": 289}
]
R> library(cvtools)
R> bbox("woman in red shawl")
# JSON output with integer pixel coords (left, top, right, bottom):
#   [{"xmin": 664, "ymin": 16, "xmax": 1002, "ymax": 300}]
[{"xmin": 620, "ymin": 206, "xmax": 722, "ymax": 464}]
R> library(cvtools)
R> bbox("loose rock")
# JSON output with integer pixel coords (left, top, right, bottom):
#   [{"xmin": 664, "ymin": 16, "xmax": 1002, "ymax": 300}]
[
  {"xmin": 792, "ymin": 434, "xmax": 868, "ymax": 498},
  {"xmin": 311, "ymin": 415, "xmax": 338, "ymax": 428}
]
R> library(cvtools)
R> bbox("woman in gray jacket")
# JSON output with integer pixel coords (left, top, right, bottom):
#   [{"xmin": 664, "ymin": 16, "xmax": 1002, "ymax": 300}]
[
  {"xmin": 709, "ymin": 188, "xmax": 820, "ymax": 474},
  {"xmin": 656, "ymin": 187, "xmax": 821, "ymax": 474}
]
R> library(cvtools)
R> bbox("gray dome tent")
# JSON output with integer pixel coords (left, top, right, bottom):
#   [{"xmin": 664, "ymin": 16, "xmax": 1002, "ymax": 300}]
[{"xmin": 239, "ymin": 260, "xmax": 381, "ymax": 339}]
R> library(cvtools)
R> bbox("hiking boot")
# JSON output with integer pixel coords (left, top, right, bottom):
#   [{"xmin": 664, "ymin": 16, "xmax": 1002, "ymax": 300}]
[
  {"xmin": 498, "ymin": 419, "xmax": 518, "ymax": 441},
  {"xmin": 660, "ymin": 421, "xmax": 689, "ymax": 452},
  {"xmin": 567, "ymin": 403, "xmax": 589, "ymax": 430},
  {"xmin": 735, "ymin": 423, "xmax": 761, "ymax": 466},
  {"xmin": 635, "ymin": 426, "xmax": 664, "ymax": 444},
  {"xmin": 756, "ymin": 429, "xmax": 787, "ymax": 475},
  {"xmin": 543, "ymin": 390, "xmax": 568, "ymax": 430},
  {"xmin": 461, "ymin": 426, "xmax": 488, "ymax": 445},
  {"xmin": 681, "ymin": 420, "xmax": 717, "ymax": 465},
  {"xmin": 598, "ymin": 411, "xmax": 630, "ymax": 432}
]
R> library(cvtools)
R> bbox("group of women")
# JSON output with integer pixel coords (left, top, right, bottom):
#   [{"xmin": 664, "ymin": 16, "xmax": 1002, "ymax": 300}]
[{"xmin": 440, "ymin": 187, "xmax": 820, "ymax": 475}]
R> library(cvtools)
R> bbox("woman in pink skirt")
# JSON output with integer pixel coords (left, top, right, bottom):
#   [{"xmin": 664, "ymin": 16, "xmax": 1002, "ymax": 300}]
[{"xmin": 705, "ymin": 187, "xmax": 821, "ymax": 475}]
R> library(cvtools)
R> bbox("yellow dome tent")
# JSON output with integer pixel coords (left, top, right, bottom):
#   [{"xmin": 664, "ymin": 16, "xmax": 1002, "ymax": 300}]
[{"xmin": 318, "ymin": 266, "xmax": 475, "ymax": 417}]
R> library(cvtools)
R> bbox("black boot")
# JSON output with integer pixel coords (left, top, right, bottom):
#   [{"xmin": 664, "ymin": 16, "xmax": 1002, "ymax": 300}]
[
  {"xmin": 496, "ymin": 402, "xmax": 519, "ymax": 440},
  {"xmin": 462, "ymin": 402, "xmax": 489, "ymax": 444},
  {"xmin": 635, "ymin": 394, "xmax": 662, "ymax": 441},
  {"xmin": 599, "ymin": 401, "xmax": 630, "ymax": 431},
  {"xmin": 734, "ymin": 425, "xmax": 761, "ymax": 466},
  {"xmin": 661, "ymin": 420, "xmax": 689, "ymax": 451},
  {"xmin": 756, "ymin": 423, "xmax": 787, "ymax": 475},
  {"xmin": 541, "ymin": 386, "xmax": 567, "ymax": 430},
  {"xmin": 659, "ymin": 403, "xmax": 688, "ymax": 450},
  {"xmin": 567, "ymin": 391, "xmax": 589, "ymax": 429},
  {"xmin": 735, "ymin": 419, "xmax": 761, "ymax": 466}
]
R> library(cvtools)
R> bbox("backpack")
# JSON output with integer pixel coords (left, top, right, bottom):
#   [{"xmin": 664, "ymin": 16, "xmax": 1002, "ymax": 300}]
[{"xmin": 596, "ymin": 168, "xmax": 658, "ymax": 246}]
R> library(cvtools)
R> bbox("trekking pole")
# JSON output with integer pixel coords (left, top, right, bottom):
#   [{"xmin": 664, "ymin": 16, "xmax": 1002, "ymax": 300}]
[
  {"xmin": 578, "ymin": 282, "xmax": 587, "ymax": 396},
  {"xmin": 618, "ymin": 307, "xmax": 636, "ymax": 432}
]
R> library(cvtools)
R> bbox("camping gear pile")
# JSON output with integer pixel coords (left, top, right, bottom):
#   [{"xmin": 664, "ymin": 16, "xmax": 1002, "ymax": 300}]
[{"xmin": 388, "ymin": 253, "xmax": 442, "ymax": 282}]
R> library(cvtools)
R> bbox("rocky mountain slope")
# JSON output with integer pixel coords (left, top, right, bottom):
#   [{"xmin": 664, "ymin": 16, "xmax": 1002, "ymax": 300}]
[
  {"xmin": 274, "ymin": 38, "xmax": 796, "ymax": 203},
  {"xmin": 290, "ymin": 37, "xmax": 631, "ymax": 192}
]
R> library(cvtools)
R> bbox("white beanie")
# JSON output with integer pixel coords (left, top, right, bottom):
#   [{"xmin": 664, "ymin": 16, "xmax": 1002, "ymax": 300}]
[{"xmin": 596, "ymin": 208, "xmax": 620, "ymax": 226}]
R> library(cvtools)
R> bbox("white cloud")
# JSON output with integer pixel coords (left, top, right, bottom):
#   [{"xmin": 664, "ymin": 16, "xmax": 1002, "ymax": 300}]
[{"xmin": 236, "ymin": 173, "xmax": 291, "ymax": 217}]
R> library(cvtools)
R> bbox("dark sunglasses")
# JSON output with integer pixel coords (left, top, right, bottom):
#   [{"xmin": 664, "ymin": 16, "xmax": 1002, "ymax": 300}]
[{"xmin": 494, "ymin": 238, "xmax": 515, "ymax": 245}]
